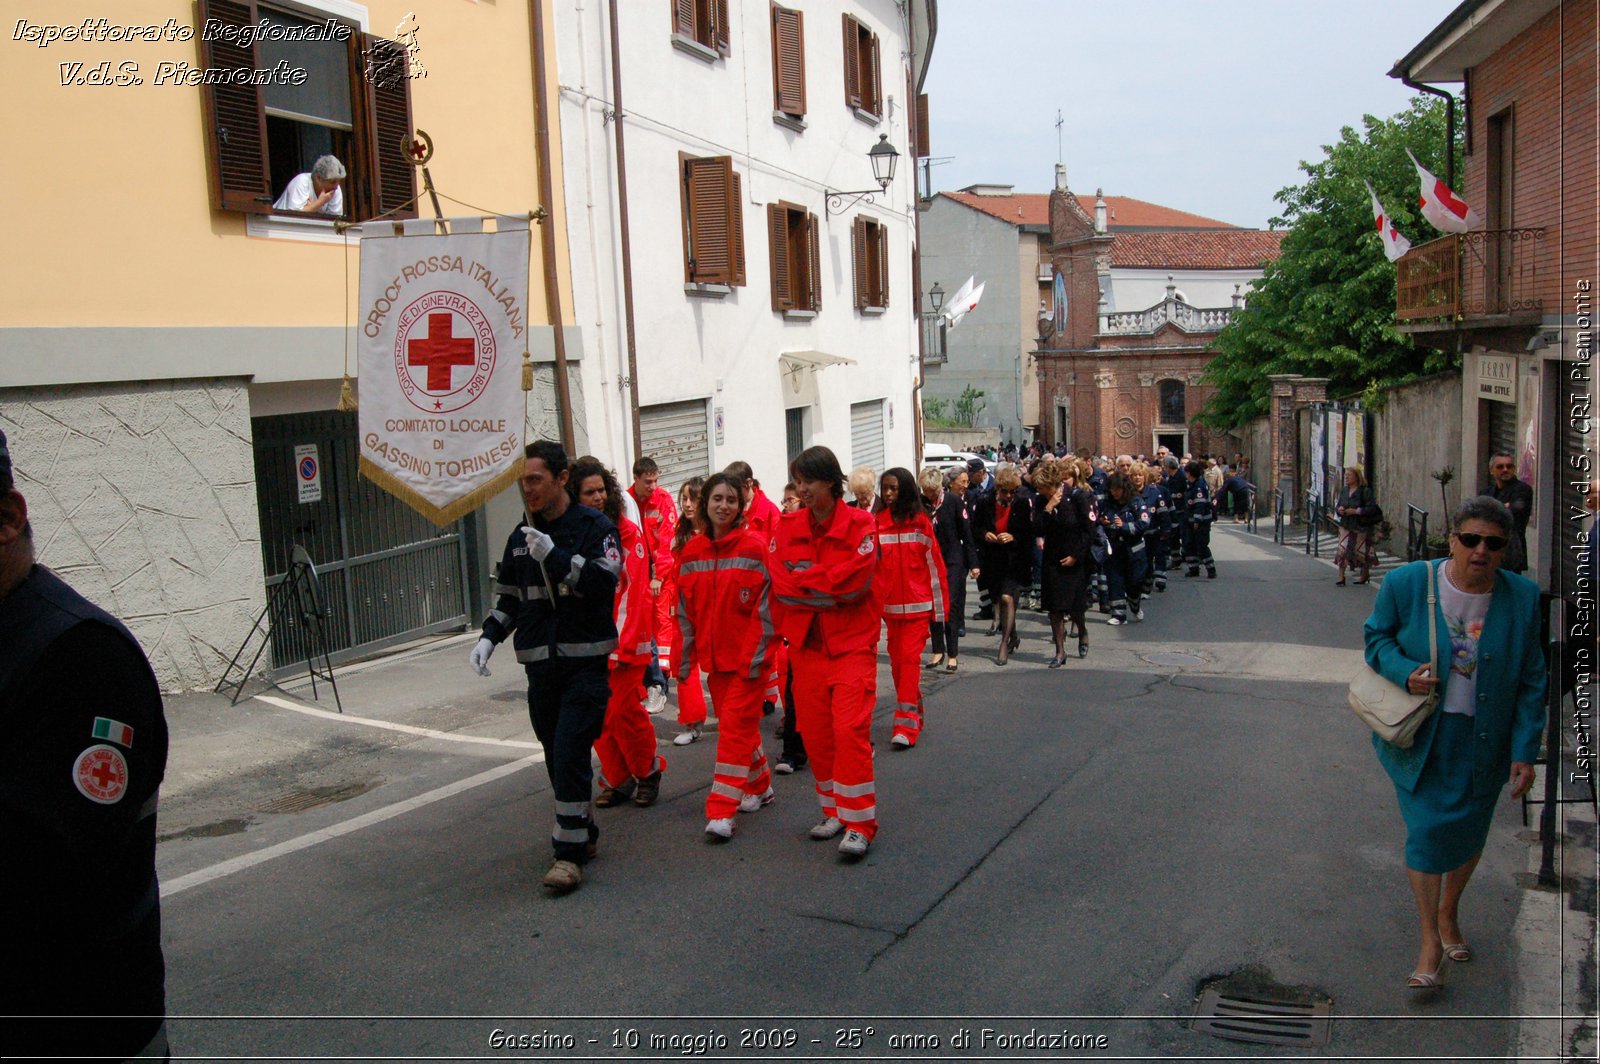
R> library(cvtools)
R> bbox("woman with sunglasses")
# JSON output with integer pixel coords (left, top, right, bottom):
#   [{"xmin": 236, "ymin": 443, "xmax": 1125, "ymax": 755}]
[{"xmin": 1364, "ymin": 496, "xmax": 1545, "ymax": 991}]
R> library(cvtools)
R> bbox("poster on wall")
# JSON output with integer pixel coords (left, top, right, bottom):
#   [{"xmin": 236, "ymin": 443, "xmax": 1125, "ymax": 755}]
[
  {"xmin": 356, "ymin": 216, "xmax": 531, "ymax": 526},
  {"xmin": 1310, "ymin": 410, "xmax": 1326, "ymax": 502},
  {"xmin": 1327, "ymin": 411, "xmax": 1345, "ymax": 499},
  {"xmin": 1344, "ymin": 410, "xmax": 1366, "ymax": 475},
  {"xmin": 1518, "ymin": 364, "xmax": 1539, "ymax": 485}
]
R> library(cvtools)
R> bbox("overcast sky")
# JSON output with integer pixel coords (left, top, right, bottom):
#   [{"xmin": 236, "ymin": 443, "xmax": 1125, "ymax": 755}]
[{"xmin": 921, "ymin": 0, "xmax": 1456, "ymax": 229}]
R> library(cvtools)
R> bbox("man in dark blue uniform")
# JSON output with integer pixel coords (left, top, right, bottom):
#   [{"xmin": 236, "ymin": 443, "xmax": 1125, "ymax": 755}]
[
  {"xmin": 469, "ymin": 440, "xmax": 621, "ymax": 894},
  {"xmin": 1181, "ymin": 459, "xmax": 1217, "ymax": 579},
  {"xmin": 0, "ymin": 429, "xmax": 170, "ymax": 1060}
]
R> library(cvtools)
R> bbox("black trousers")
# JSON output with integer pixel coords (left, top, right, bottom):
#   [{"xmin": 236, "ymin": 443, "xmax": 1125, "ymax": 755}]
[
  {"xmin": 929, "ymin": 561, "xmax": 967, "ymax": 659},
  {"xmin": 526, "ymin": 660, "xmax": 609, "ymax": 863},
  {"xmin": 780, "ymin": 658, "xmax": 808, "ymax": 765}
]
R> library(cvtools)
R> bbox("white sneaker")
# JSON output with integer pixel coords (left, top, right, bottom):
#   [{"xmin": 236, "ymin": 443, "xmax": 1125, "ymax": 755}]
[
  {"xmin": 644, "ymin": 688, "xmax": 667, "ymax": 715},
  {"xmin": 890, "ymin": 734, "xmax": 911, "ymax": 748},
  {"xmin": 704, "ymin": 817, "xmax": 735, "ymax": 840},
  {"xmin": 738, "ymin": 788, "xmax": 776, "ymax": 813},
  {"xmin": 838, "ymin": 829, "xmax": 870, "ymax": 857},
  {"xmin": 1131, "ymin": 607, "xmax": 1145, "ymax": 623},
  {"xmin": 672, "ymin": 725, "xmax": 701, "ymax": 746},
  {"xmin": 1107, "ymin": 616, "xmax": 1126, "ymax": 626},
  {"xmin": 808, "ymin": 816, "xmax": 844, "ymax": 840},
  {"xmin": 772, "ymin": 760, "xmax": 797, "ymax": 776}
]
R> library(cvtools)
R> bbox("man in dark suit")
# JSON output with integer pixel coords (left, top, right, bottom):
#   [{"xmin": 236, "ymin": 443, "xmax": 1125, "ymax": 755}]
[{"xmin": 1480, "ymin": 452, "xmax": 1532, "ymax": 573}]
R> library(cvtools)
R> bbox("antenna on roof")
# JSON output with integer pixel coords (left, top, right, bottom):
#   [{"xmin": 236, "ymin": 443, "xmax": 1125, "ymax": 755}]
[{"xmin": 1055, "ymin": 109, "xmax": 1063, "ymax": 164}]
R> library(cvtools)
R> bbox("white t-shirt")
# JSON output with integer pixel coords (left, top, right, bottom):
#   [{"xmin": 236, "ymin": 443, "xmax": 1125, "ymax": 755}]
[
  {"xmin": 272, "ymin": 172, "xmax": 344, "ymax": 216},
  {"xmin": 1437, "ymin": 563, "xmax": 1491, "ymax": 717}
]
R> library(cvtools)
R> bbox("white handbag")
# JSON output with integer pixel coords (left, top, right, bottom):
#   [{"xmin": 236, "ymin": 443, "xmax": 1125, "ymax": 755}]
[{"xmin": 1348, "ymin": 560, "xmax": 1438, "ymax": 749}]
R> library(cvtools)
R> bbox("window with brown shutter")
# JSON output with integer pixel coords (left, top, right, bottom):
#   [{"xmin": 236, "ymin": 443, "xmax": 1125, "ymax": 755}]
[
  {"xmin": 197, "ymin": 0, "xmax": 417, "ymax": 221},
  {"xmin": 674, "ymin": 0, "xmax": 730, "ymax": 56},
  {"xmin": 841, "ymin": 14, "xmax": 881, "ymax": 117},
  {"xmin": 915, "ymin": 93, "xmax": 930, "ymax": 157},
  {"xmin": 680, "ymin": 155, "xmax": 746, "ymax": 286},
  {"xmin": 768, "ymin": 201, "xmax": 821, "ymax": 313},
  {"xmin": 771, "ymin": 4, "xmax": 806, "ymax": 120},
  {"xmin": 852, "ymin": 216, "xmax": 889, "ymax": 310}
]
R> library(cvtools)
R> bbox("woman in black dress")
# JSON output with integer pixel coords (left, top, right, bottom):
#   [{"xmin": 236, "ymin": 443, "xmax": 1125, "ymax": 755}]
[
  {"xmin": 971, "ymin": 464, "xmax": 1034, "ymax": 666},
  {"xmin": 1035, "ymin": 457, "xmax": 1095, "ymax": 665},
  {"xmin": 922, "ymin": 466, "xmax": 979, "ymax": 672}
]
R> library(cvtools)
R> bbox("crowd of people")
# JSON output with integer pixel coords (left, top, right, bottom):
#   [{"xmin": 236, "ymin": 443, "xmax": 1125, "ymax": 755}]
[{"xmin": 471, "ymin": 438, "xmax": 1249, "ymax": 894}]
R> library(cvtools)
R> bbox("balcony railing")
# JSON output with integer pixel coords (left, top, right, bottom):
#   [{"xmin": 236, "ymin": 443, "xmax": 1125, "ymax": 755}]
[
  {"xmin": 1102, "ymin": 301, "xmax": 1234, "ymax": 336},
  {"xmin": 1396, "ymin": 228, "xmax": 1546, "ymax": 322}
]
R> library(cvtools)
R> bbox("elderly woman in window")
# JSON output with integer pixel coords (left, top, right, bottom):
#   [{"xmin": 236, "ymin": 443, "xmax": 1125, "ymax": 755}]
[
  {"xmin": 273, "ymin": 154, "xmax": 346, "ymax": 217},
  {"xmin": 1363, "ymin": 495, "xmax": 1545, "ymax": 991}
]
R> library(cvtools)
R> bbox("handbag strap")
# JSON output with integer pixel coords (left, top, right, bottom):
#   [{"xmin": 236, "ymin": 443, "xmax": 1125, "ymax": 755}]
[{"xmin": 1427, "ymin": 559, "xmax": 1438, "ymax": 684}]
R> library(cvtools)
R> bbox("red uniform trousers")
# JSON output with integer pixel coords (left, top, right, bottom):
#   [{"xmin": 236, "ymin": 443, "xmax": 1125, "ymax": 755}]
[
  {"xmin": 596, "ymin": 662, "xmax": 663, "ymax": 788},
  {"xmin": 703, "ymin": 672, "xmax": 772, "ymax": 819},
  {"xmin": 789, "ymin": 644, "xmax": 877, "ymax": 839},
  {"xmin": 653, "ymin": 576, "xmax": 679, "ymax": 674},
  {"xmin": 885, "ymin": 615, "xmax": 930, "ymax": 746},
  {"xmin": 668, "ymin": 607, "xmax": 709, "ymax": 726}
]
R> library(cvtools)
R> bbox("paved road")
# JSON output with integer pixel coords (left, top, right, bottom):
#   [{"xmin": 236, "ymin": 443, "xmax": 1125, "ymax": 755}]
[{"xmin": 153, "ymin": 525, "xmax": 1589, "ymax": 1060}]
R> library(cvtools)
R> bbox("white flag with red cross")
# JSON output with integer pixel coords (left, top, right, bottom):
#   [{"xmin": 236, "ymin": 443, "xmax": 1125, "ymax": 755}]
[
  {"xmin": 945, "ymin": 277, "xmax": 986, "ymax": 329},
  {"xmin": 357, "ymin": 217, "xmax": 531, "ymax": 525},
  {"xmin": 1365, "ymin": 181, "xmax": 1412, "ymax": 262},
  {"xmin": 1407, "ymin": 149, "xmax": 1480, "ymax": 234}
]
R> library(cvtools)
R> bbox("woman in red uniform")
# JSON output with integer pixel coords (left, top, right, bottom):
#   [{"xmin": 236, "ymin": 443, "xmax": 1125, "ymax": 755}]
[
  {"xmin": 571, "ymin": 458, "xmax": 665, "ymax": 808},
  {"xmin": 875, "ymin": 467, "xmax": 946, "ymax": 749},
  {"xmin": 668, "ymin": 477, "xmax": 709, "ymax": 745},
  {"xmin": 767, "ymin": 446, "xmax": 882, "ymax": 859},
  {"xmin": 676, "ymin": 472, "xmax": 777, "ymax": 840}
]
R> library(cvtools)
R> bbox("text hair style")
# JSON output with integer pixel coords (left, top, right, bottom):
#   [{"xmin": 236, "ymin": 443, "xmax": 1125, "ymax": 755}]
[
  {"xmin": 788, "ymin": 446, "xmax": 846, "ymax": 499},
  {"xmin": 673, "ymin": 476, "xmax": 705, "ymax": 552},
  {"xmin": 1453, "ymin": 495, "xmax": 1514, "ymax": 536},
  {"xmin": 698, "ymin": 472, "xmax": 748, "ymax": 539},
  {"xmin": 881, "ymin": 467, "xmax": 920, "ymax": 523},
  {"xmin": 567, "ymin": 457, "xmax": 623, "ymax": 522},
  {"xmin": 524, "ymin": 439, "xmax": 568, "ymax": 477},
  {"xmin": 632, "ymin": 456, "xmax": 659, "ymax": 477},
  {"xmin": 722, "ymin": 460, "xmax": 755, "ymax": 486}
]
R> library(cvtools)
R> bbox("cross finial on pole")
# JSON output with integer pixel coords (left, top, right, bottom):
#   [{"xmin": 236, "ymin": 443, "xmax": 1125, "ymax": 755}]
[{"xmin": 1055, "ymin": 109, "xmax": 1063, "ymax": 163}]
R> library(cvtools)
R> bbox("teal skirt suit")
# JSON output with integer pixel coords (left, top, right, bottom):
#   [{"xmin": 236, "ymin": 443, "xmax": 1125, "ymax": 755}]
[{"xmin": 1363, "ymin": 560, "xmax": 1546, "ymax": 873}]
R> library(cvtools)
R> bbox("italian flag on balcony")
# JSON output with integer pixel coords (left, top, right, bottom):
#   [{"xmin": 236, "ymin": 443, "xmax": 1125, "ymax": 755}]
[
  {"xmin": 1407, "ymin": 149, "xmax": 1481, "ymax": 234},
  {"xmin": 1365, "ymin": 181, "xmax": 1411, "ymax": 262}
]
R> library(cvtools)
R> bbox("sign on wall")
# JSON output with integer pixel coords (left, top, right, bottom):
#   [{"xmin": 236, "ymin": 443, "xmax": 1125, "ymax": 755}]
[
  {"xmin": 1476, "ymin": 354, "xmax": 1516, "ymax": 404},
  {"xmin": 356, "ymin": 217, "xmax": 531, "ymax": 526},
  {"xmin": 294, "ymin": 444, "xmax": 322, "ymax": 504}
]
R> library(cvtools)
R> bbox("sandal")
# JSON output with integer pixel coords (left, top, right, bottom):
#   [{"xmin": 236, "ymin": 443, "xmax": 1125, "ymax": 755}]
[
  {"xmin": 1442, "ymin": 941, "xmax": 1472, "ymax": 963},
  {"xmin": 1407, "ymin": 963, "xmax": 1444, "ymax": 989}
]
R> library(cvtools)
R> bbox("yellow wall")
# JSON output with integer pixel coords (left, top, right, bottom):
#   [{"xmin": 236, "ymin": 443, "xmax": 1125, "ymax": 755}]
[{"xmin": 1, "ymin": 0, "xmax": 573, "ymax": 330}]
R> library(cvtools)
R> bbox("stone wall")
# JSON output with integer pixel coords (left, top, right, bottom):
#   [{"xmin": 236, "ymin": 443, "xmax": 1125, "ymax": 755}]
[
  {"xmin": 1367, "ymin": 372, "xmax": 1464, "ymax": 552},
  {"xmin": 1, "ymin": 379, "xmax": 266, "ymax": 691}
]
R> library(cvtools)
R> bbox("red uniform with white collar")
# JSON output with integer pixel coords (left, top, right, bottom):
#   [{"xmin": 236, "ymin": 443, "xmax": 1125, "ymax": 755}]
[
  {"xmin": 677, "ymin": 524, "xmax": 777, "ymax": 819},
  {"xmin": 595, "ymin": 517, "xmax": 663, "ymax": 790},
  {"xmin": 767, "ymin": 502, "xmax": 882, "ymax": 839},
  {"xmin": 875, "ymin": 508, "xmax": 947, "ymax": 747},
  {"xmin": 629, "ymin": 484, "xmax": 680, "ymax": 670}
]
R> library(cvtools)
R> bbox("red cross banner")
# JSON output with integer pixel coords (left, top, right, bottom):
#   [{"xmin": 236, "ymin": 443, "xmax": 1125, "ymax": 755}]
[{"xmin": 356, "ymin": 217, "xmax": 531, "ymax": 525}]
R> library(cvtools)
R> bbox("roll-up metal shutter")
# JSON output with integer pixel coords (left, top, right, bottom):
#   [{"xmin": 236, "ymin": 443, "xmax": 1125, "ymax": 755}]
[
  {"xmin": 850, "ymin": 399, "xmax": 885, "ymax": 473},
  {"xmin": 1486, "ymin": 398, "xmax": 1517, "ymax": 464},
  {"xmin": 639, "ymin": 399, "xmax": 711, "ymax": 491}
]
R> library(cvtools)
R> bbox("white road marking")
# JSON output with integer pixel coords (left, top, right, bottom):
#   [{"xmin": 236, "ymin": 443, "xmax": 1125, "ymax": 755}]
[
  {"xmin": 160, "ymin": 754, "xmax": 542, "ymax": 898},
  {"xmin": 252, "ymin": 693, "xmax": 537, "ymax": 750}
]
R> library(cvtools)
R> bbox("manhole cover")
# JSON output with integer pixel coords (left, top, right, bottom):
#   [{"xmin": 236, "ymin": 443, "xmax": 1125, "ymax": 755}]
[
  {"xmin": 1192, "ymin": 988, "xmax": 1331, "ymax": 1047},
  {"xmin": 259, "ymin": 780, "xmax": 380, "ymax": 814},
  {"xmin": 1144, "ymin": 651, "xmax": 1204, "ymax": 667}
]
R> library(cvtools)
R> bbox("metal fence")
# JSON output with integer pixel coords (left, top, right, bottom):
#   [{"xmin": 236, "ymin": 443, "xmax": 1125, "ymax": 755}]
[{"xmin": 1406, "ymin": 504, "xmax": 1430, "ymax": 563}]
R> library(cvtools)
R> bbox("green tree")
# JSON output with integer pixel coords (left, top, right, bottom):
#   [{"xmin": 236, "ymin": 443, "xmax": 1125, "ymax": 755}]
[{"xmin": 1197, "ymin": 96, "xmax": 1462, "ymax": 430}]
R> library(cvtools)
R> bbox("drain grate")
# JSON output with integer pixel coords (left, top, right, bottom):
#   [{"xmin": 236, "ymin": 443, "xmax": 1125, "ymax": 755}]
[
  {"xmin": 258, "ymin": 780, "xmax": 379, "ymax": 814},
  {"xmin": 1191, "ymin": 988, "xmax": 1331, "ymax": 1047}
]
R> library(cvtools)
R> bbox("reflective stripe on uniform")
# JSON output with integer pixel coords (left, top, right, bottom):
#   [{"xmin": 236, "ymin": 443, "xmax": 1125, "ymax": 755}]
[
  {"xmin": 714, "ymin": 761, "xmax": 749, "ymax": 778},
  {"xmin": 833, "ymin": 779, "xmax": 875, "ymax": 798},
  {"xmin": 488, "ymin": 608, "xmax": 514, "ymax": 626},
  {"xmin": 553, "ymin": 824, "xmax": 589, "ymax": 843},
  {"xmin": 678, "ymin": 557, "xmax": 767, "ymax": 576},
  {"xmin": 882, "ymin": 601, "xmax": 933, "ymax": 615},
  {"xmin": 838, "ymin": 804, "xmax": 877, "ymax": 823},
  {"xmin": 553, "ymin": 800, "xmax": 589, "ymax": 818},
  {"xmin": 878, "ymin": 532, "xmax": 934, "ymax": 548},
  {"xmin": 494, "ymin": 583, "xmax": 522, "ymax": 600},
  {"xmin": 515, "ymin": 639, "xmax": 619, "ymax": 662},
  {"xmin": 709, "ymin": 780, "xmax": 744, "ymax": 800},
  {"xmin": 748, "ymin": 584, "xmax": 775, "ymax": 681}
]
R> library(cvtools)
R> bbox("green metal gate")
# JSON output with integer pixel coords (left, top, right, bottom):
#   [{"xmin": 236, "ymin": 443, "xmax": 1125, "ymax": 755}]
[{"xmin": 252, "ymin": 411, "xmax": 473, "ymax": 673}]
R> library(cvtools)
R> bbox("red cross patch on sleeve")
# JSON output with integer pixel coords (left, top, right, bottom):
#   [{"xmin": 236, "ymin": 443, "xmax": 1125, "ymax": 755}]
[
  {"xmin": 72, "ymin": 745, "xmax": 129, "ymax": 805},
  {"xmin": 858, "ymin": 534, "xmax": 875, "ymax": 555}
]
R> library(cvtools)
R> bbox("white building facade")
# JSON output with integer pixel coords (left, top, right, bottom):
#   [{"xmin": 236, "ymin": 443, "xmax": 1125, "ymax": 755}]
[{"xmin": 554, "ymin": 0, "xmax": 936, "ymax": 490}]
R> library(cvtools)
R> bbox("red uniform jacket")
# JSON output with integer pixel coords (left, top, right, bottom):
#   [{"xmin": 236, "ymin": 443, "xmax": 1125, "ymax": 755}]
[
  {"xmin": 628, "ymin": 485, "xmax": 679, "ymax": 581},
  {"xmin": 746, "ymin": 488, "xmax": 782, "ymax": 543},
  {"xmin": 875, "ymin": 510, "xmax": 947, "ymax": 623},
  {"xmin": 767, "ymin": 502, "xmax": 881, "ymax": 653},
  {"xmin": 611, "ymin": 517, "xmax": 652, "ymax": 665},
  {"xmin": 676, "ymin": 526, "xmax": 776, "ymax": 680}
]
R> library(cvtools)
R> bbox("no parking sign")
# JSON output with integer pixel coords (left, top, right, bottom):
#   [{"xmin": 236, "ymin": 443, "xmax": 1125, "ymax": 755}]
[{"xmin": 295, "ymin": 444, "xmax": 323, "ymax": 504}]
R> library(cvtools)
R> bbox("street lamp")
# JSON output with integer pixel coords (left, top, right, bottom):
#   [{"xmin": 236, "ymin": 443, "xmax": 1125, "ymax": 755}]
[
  {"xmin": 825, "ymin": 134, "xmax": 900, "ymax": 217},
  {"xmin": 928, "ymin": 282, "xmax": 944, "ymax": 315}
]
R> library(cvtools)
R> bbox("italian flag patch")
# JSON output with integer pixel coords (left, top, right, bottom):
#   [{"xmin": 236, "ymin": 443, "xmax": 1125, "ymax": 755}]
[{"xmin": 92, "ymin": 717, "xmax": 134, "ymax": 748}]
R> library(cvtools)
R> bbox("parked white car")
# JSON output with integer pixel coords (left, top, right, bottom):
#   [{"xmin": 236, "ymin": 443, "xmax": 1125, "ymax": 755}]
[{"xmin": 919, "ymin": 443, "xmax": 994, "ymax": 476}]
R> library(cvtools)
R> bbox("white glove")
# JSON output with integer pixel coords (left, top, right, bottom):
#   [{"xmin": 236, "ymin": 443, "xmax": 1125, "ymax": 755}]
[
  {"xmin": 521, "ymin": 525, "xmax": 554, "ymax": 560},
  {"xmin": 469, "ymin": 637, "xmax": 495, "ymax": 676}
]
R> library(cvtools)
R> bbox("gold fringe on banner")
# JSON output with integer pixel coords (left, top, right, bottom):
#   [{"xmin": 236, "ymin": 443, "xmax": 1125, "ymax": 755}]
[
  {"xmin": 521, "ymin": 352, "xmax": 534, "ymax": 392},
  {"xmin": 336, "ymin": 375, "xmax": 357, "ymax": 412},
  {"xmin": 358, "ymin": 456, "xmax": 522, "ymax": 528}
]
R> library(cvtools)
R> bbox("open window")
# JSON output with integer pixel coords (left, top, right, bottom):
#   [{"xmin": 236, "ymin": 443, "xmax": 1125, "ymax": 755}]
[
  {"xmin": 841, "ymin": 14, "xmax": 881, "ymax": 117},
  {"xmin": 198, "ymin": 0, "xmax": 417, "ymax": 222},
  {"xmin": 673, "ymin": 0, "xmax": 731, "ymax": 57},
  {"xmin": 852, "ymin": 216, "xmax": 889, "ymax": 310},
  {"xmin": 680, "ymin": 155, "xmax": 746, "ymax": 286},
  {"xmin": 768, "ymin": 201, "xmax": 821, "ymax": 314}
]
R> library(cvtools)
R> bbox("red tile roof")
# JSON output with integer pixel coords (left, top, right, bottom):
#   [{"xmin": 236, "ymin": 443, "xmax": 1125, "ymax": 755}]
[
  {"xmin": 940, "ymin": 190, "xmax": 1241, "ymax": 231},
  {"xmin": 1109, "ymin": 230, "xmax": 1285, "ymax": 270}
]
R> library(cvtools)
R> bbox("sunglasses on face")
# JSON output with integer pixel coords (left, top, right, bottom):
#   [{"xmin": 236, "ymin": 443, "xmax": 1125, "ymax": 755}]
[{"xmin": 1454, "ymin": 532, "xmax": 1508, "ymax": 551}]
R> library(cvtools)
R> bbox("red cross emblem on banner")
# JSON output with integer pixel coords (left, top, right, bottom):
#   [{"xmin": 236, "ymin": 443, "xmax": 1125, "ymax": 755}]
[{"xmin": 407, "ymin": 312, "xmax": 476, "ymax": 392}]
